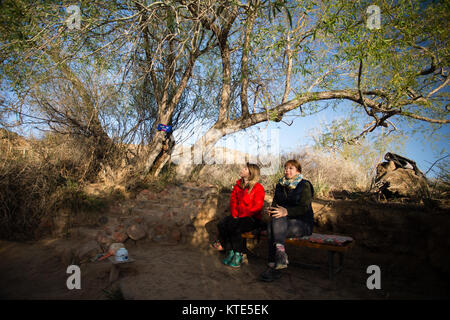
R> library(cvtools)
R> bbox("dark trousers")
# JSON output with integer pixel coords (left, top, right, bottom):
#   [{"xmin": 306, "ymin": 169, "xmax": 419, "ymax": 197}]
[
  {"xmin": 217, "ymin": 216, "xmax": 258, "ymax": 253},
  {"xmin": 267, "ymin": 217, "xmax": 312, "ymax": 262}
]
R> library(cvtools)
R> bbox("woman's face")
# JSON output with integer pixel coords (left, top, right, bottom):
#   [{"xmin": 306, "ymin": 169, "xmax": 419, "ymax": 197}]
[
  {"xmin": 284, "ymin": 164, "xmax": 300, "ymax": 179},
  {"xmin": 240, "ymin": 166, "xmax": 250, "ymax": 179}
]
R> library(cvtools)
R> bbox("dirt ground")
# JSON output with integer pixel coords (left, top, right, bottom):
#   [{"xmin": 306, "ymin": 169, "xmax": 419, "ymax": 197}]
[{"xmin": 1, "ymin": 236, "xmax": 447, "ymax": 300}]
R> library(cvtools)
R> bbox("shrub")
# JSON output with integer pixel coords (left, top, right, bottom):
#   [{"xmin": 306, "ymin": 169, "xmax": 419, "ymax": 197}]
[{"xmin": 0, "ymin": 132, "xmax": 119, "ymax": 240}]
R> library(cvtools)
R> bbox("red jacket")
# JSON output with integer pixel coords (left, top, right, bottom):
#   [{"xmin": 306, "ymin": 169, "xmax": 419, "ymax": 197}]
[{"xmin": 230, "ymin": 179, "xmax": 265, "ymax": 220}]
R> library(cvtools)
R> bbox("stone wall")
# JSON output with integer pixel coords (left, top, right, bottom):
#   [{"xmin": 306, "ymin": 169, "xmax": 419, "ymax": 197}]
[
  {"xmin": 51, "ymin": 181, "xmax": 450, "ymax": 283},
  {"xmin": 59, "ymin": 182, "xmax": 220, "ymax": 263},
  {"xmin": 313, "ymin": 200, "xmax": 450, "ymax": 276}
]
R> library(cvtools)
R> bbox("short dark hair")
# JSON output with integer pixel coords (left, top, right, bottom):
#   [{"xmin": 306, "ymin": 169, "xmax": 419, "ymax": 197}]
[{"xmin": 284, "ymin": 159, "xmax": 302, "ymax": 173}]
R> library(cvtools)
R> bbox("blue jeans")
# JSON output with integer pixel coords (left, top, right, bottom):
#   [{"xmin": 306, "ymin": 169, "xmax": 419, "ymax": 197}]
[{"xmin": 267, "ymin": 217, "xmax": 312, "ymax": 263}]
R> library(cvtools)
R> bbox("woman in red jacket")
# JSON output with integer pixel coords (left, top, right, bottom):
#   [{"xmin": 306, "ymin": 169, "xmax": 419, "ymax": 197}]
[{"xmin": 213, "ymin": 163, "xmax": 265, "ymax": 268}]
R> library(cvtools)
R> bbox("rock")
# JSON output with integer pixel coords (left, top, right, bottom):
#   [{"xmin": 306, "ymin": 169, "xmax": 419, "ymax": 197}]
[
  {"xmin": 169, "ymin": 228, "xmax": 182, "ymax": 243},
  {"xmin": 152, "ymin": 224, "xmax": 169, "ymax": 243},
  {"xmin": 96, "ymin": 230, "xmax": 113, "ymax": 249},
  {"xmin": 193, "ymin": 199, "xmax": 203, "ymax": 208},
  {"xmin": 103, "ymin": 217, "xmax": 119, "ymax": 230},
  {"xmin": 153, "ymin": 224, "xmax": 169, "ymax": 234},
  {"xmin": 114, "ymin": 224, "xmax": 125, "ymax": 232},
  {"xmin": 162, "ymin": 211, "xmax": 173, "ymax": 220},
  {"xmin": 103, "ymin": 226, "xmax": 112, "ymax": 235},
  {"xmin": 374, "ymin": 153, "xmax": 429, "ymax": 199},
  {"xmin": 127, "ymin": 224, "xmax": 146, "ymax": 241},
  {"xmin": 112, "ymin": 231, "xmax": 128, "ymax": 243},
  {"xmin": 108, "ymin": 206, "xmax": 123, "ymax": 215},
  {"xmin": 134, "ymin": 217, "xmax": 144, "ymax": 224},
  {"xmin": 375, "ymin": 168, "xmax": 429, "ymax": 198},
  {"xmin": 109, "ymin": 242, "xmax": 125, "ymax": 253},
  {"xmin": 98, "ymin": 216, "xmax": 109, "ymax": 225},
  {"xmin": 136, "ymin": 189, "xmax": 151, "ymax": 201},
  {"xmin": 157, "ymin": 190, "xmax": 170, "ymax": 198},
  {"xmin": 376, "ymin": 160, "xmax": 396, "ymax": 176},
  {"xmin": 153, "ymin": 234, "xmax": 168, "ymax": 242}
]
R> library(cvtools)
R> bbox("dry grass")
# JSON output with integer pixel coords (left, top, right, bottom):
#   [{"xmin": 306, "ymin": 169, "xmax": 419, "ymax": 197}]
[
  {"xmin": 293, "ymin": 149, "xmax": 372, "ymax": 197},
  {"xmin": 2, "ymin": 127, "xmax": 443, "ymax": 241},
  {"xmin": 0, "ymin": 141, "xmax": 63, "ymax": 240},
  {"xmin": 0, "ymin": 132, "xmax": 127, "ymax": 240},
  {"xmin": 184, "ymin": 148, "xmax": 372, "ymax": 198}
]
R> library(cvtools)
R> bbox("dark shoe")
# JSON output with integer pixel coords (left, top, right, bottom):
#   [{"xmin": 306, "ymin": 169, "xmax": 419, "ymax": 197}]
[
  {"xmin": 259, "ymin": 267, "xmax": 282, "ymax": 282},
  {"xmin": 275, "ymin": 250, "xmax": 289, "ymax": 270}
]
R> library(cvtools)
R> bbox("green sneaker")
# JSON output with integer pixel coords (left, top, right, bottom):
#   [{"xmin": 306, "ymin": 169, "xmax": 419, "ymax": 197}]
[
  {"xmin": 228, "ymin": 252, "xmax": 243, "ymax": 268},
  {"xmin": 223, "ymin": 250, "xmax": 235, "ymax": 265}
]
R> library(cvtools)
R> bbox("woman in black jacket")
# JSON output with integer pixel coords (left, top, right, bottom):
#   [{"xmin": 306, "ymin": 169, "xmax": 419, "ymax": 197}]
[{"xmin": 259, "ymin": 159, "xmax": 314, "ymax": 282}]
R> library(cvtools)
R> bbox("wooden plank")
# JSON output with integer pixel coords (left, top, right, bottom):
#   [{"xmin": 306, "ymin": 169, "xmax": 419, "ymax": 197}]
[
  {"xmin": 242, "ymin": 232, "xmax": 354, "ymax": 253},
  {"xmin": 286, "ymin": 239, "xmax": 353, "ymax": 252}
]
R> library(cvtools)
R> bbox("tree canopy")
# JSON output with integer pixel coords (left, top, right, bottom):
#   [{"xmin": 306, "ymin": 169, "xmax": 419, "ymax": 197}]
[{"xmin": 0, "ymin": 0, "xmax": 448, "ymax": 175}]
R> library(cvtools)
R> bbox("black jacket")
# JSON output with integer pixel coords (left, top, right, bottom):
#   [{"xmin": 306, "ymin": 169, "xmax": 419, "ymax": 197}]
[{"xmin": 272, "ymin": 179, "xmax": 314, "ymax": 228}]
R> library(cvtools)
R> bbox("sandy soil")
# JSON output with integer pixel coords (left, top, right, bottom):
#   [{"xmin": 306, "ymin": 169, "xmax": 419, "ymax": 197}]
[{"xmin": 3, "ymin": 236, "xmax": 443, "ymax": 300}]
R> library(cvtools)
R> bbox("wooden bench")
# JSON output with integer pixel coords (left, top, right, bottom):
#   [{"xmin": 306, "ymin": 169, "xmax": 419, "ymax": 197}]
[{"xmin": 242, "ymin": 231, "xmax": 354, "ymax": 280}]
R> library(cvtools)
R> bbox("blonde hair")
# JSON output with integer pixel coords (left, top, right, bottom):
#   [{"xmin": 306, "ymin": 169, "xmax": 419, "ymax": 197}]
[{"xmin": 241, "ymin": 163, "xmax": 261, "ymax": 191}]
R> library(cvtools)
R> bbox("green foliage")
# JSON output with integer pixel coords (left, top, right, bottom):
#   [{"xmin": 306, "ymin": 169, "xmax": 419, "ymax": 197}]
[
  {"xmin": 315, "ymin": 0, "xmax": 449, "ymax": 116},
  {"xmin": 311, "ymin": 116, "xmax": 407, "ymax": 178},
  {"xmin": 311, "ymin": 118, "xmax": 359, "ymax": 154}
]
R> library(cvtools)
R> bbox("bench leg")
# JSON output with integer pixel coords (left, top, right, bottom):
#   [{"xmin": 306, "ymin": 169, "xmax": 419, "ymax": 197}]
[
  {"xmin": 328, "ymin": 251, "xmax": 335, "ymax": 280},
  {"xmin": 328, "ymin": 251, "xmax": 345, "ymax": 280},
  {"xmin": 337, "ymin": 252, "xmax": 344, "ymax": 272}
]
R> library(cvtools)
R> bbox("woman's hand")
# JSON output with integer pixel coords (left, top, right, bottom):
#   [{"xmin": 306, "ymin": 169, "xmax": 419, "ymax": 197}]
[{"xmin": 268, "ymin": 205, "xmax": 288, "ymax": 219}]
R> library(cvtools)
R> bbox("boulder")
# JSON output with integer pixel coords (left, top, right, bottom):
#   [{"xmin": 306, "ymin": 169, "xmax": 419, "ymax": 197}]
[
  {"xmin": 151, "ymin": 224, "xmax": 169, "ymax": 243},
  {"xmin": 169, "ymin": 227, "xmax": 182, "ymax": 244},
  {"xmin": 96, "ymin": 230, "xmax": 113, "ymax": 249},
  {"xmin": 127, "ymin": 224, "xmax": 146, "ymax": 241},
  {"xmin": 112, "ymin": 231, "xmax": 128, "ymax": 243},
  {"xmin": 375, "ymin": 168, "xmax": 429, "ymax": 198},
  {"xmin": 374, "ymin": 153, "xmax": 429, "ymax": 198},
  {"xmin": 136, "ymin": 189, "xmax": 158, "ymax": 201}
]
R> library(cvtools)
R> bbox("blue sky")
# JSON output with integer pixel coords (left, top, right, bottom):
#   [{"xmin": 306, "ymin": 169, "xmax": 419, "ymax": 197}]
[
  {"xmin": 203, "ymin": 101, "xmax": 449, "ymax": 178},
  {"xmin": 5, "ymin": 80, "xmax": 447, "ymax": 179}
]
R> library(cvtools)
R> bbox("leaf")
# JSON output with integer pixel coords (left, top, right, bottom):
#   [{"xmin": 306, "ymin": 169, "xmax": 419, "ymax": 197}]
[{"xmin": 284, "ymin": 7, "xmax": 293, "ymax": 28}]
